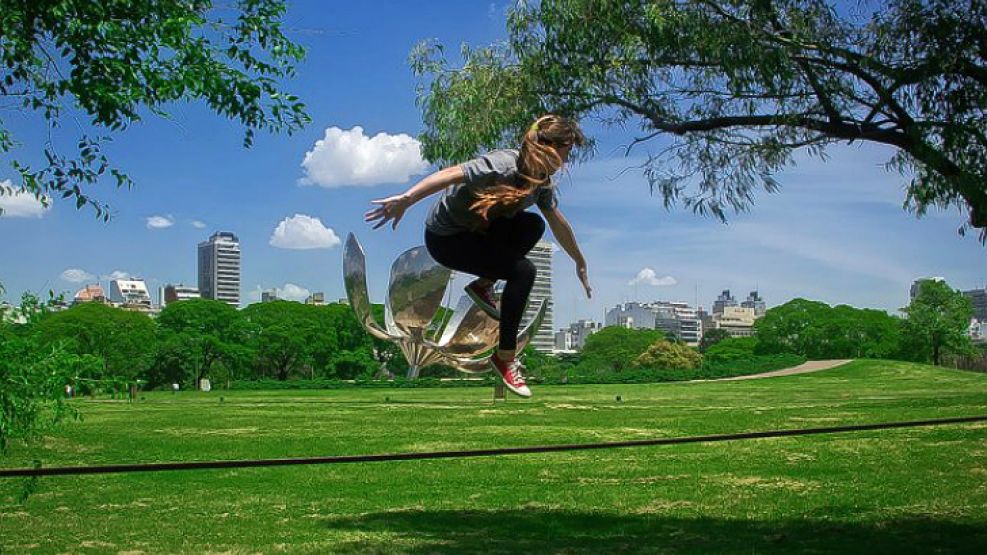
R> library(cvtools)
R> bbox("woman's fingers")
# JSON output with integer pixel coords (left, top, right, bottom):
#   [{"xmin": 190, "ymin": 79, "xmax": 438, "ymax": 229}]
[
  {"xmin": 366, "ymin": 195, "xmax": 408, "ymax": 230},
  {"xmin": 576, "ymin": 266, "xmax": 592, "ymax": 298}
]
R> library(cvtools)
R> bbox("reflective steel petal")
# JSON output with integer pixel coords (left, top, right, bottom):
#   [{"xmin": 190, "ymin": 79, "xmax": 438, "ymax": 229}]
[
  {"xmin": 385, "ymin": 246, "xmax": 451, "ymax": 340},
  {"xmin": 430, "ymin": 295, "xmax": 500, "ymax": 357},
  {"xmin": 514, "ymin": 299, "xmax": 548, "ymax": 354},
  {"xmin": 343, "ymin": 233, "xmax": 400, "ymax": 341}
]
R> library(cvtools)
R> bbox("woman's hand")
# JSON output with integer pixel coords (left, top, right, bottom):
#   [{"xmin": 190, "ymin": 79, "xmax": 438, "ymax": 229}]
[
  {"xmin": 365, "ymin": 194, "xmax": 412, "ymax": 230},
  {"xmin": 576, "ymin": 262, "xmax": 592, "ymax": 299}
]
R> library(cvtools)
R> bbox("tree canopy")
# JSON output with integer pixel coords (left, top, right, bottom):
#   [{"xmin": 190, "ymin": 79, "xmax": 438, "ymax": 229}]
[
  {"xmin": 0, "ymin": 0, "xmax": 308, "ymax": 219},
  {"xmin": 754, "ymin": 298, "xmax": 904, "ymax": 359},
  {"xmin": 412, "ymin": 0, "xmax": 987, "ymax": 238},
  {"xmin": 241, "ymin": 300, "xmax": 372, "ymax": 380},
  {"xmin": 0, "ymin": 293, "xmax": 99, "ymax": 451},
  {"xmin": 632, "ymin": 339, "xmax": 703, "ymax": 370},
  {"xmin": 34, "ymin": 302, "xmax": 157, "ymax": 382},
  {"xmin": 901, "ymin": 279, "xmax": 975, "ymax": 365},
  {"xmin": 155, "ymin": 298, "xmax": 250, "ymax": 387},
  {"xmin": 578, "ymin": 326, "xmax": 666, "ymax": 372}
]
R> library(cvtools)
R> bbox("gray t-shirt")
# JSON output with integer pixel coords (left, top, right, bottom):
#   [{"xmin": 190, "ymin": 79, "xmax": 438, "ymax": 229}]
[{"xmin": 425, "ymin": 149, "xmax": 558, "ymax": 236}]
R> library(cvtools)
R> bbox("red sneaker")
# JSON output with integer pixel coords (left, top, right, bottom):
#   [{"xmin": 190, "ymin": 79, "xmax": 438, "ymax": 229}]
[
  {"xmin": 465, "ymin": 279, "xmax": 501, "ymax": 320},
  {"xmin": 490, "ymin": 353, "xmax": 532, "ymax": 398}
]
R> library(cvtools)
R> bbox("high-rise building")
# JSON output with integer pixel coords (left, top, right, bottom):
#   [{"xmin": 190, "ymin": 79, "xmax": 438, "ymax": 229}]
[
  {"xmin": 261, "ymin": 289, "xmax": 279, "ymax": 303},
  {"xmin": 605, "ymin": 302, "xmax": 657, "ymax": 329},
  {"xmin": 962, "ymin": 287, "xmax": 987, "ymax": 322},
  {"xmin": 525, "ymin": 240, "xmax": 554, "ymax": 353},
  {"xmin": 741, "ymin": 290, "xmax": 767, "ymax": 317},
  {"xmin": 712, "ymin": 289, "xmax": 737, "ymax": 315},
  {"xmin": 109, "ymin": 278, "xmax": 153, "ymax": 311},
  {"xmin": 669, "ymin": 303, "xmax": 702, "ymax": 345},
  {"xmin": 713, "ymin": 306, "xmax": 757, "ymax": 337},
  {"xmin": 554, "ymin": 320, "xmax": 602, "ymax": 352},
  {"xmin": 305, "ymin": 292, "xmax": 326, "ymax": 306},
  {"xmin": 160, "ymin": 284, "xmax": 200, "ymax": 307},
  {"xmin": 554, "ymin": 328, "xmax": 574, "ymax": 351},
  {"xmin": 198, "ymin": 232, "xmax": 241, "ymax": 306},
  {"xmin": 698, "ymin": 306, "xmax": 714, "ymax": 336}
]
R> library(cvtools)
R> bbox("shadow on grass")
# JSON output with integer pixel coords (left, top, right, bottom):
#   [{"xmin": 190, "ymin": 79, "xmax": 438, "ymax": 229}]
[{"xmin": 321, "ymin": 508, "xmax": 986, "ymax": 554}]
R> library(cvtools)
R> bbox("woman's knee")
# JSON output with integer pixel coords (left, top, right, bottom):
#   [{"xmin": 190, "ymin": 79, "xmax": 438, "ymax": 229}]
[
  {"xmin": 509, "ymin": 258, "xmax": 537, "ymax": 284},
  {"xmin": 518, "ymin": 211, "xmax": 546, "ymax": 239}
]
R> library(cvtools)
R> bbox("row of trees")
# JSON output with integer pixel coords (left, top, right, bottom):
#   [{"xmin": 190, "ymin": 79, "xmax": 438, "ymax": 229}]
[
  {"xmin": 1, "ymin": 298, "xmax": 406, "ymax": 394},
  {"xmin": 5, "ymin": 278, "xmax": 975, "ymax": 391},
  {"xmin": 4, "ymin": 277, "xmax": 975, "ymax": 388},
  {"xmin": 755, "ymin": 279, "xmax": 977, "ymax": 365}
]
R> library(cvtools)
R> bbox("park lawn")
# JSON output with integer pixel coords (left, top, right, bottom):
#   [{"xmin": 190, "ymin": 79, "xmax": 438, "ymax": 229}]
[{"xmin": 1, "ymin": 359, "xmax": 986, "ymax": 554}]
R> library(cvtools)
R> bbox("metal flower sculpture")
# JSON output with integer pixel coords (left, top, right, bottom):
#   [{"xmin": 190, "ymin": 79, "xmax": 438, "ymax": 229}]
[{"xmin": 343, "ymin": 233, "xmax": 547, "ymax": 378}]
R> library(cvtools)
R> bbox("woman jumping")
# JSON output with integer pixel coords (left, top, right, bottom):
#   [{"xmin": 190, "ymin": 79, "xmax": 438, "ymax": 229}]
[{"xmin": 364, "ymin": 114, "xmax": 592, "ymax": 397}]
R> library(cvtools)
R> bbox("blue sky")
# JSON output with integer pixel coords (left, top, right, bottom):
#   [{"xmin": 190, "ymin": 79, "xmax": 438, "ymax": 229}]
[{"xmin": 0, "ymin": 1, "xmax": 984, "ymax": 329}]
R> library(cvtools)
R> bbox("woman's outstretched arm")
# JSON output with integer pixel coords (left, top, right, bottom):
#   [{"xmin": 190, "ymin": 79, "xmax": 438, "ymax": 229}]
[
  {"xmin": 365, "ymin": 165, "xmax": 465, "ymax": 230},
  {"xmin": 542, "ymin": 206, "xmax": 592, "ymax": 299}
]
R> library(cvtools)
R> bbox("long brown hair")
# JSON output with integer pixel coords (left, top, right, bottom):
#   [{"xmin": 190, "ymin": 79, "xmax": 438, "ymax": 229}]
[{"xmin": 470, "ymin": 114, "xmax": 585, "ymax": 221}]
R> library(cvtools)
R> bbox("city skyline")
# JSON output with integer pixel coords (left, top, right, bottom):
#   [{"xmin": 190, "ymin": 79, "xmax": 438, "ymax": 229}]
[
  {"xmin": 0, "ymin": 1, "xmax": 984, "ymax": 329},
  {"xmin": 12, "ymin": 223, "xmax": 987, "ymax": 325}
]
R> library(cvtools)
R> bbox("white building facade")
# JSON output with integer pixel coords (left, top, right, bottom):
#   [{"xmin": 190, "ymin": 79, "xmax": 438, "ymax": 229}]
[
  {"xmin": 525, "ymin": 240, "xmax": 554, "ymax": 353},
  {"xmin": 713, "ymin": 306, "xmax": 758, "ymax": 337},
  {"xmin": 605, "ymin": 301, "xmax": 702, "ymax": 346},
  {"xmin": 198, "ymin": 231, "xmax": 241, "ymax": 306},
  {"xmin": 554, "ymin": 319, "xmax": 602, "ymax": 352},
  {"xmin": 109, "ymin": 279, "xmax": 153, "ymax": 308}
]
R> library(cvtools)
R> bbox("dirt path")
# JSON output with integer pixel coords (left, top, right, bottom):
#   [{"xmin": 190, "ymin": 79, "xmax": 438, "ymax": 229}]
[{"xmin": 704, "ymin": 359, "xmax": 854, "ymax": 382}]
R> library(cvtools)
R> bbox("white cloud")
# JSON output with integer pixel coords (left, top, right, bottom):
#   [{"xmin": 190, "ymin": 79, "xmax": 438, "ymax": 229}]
[
  {"xmin": 269, "ymin": 214, "xmax": 341, "ymax": 250},
  {"xmin": 146, "ymin": 215, "xmax": 174, "ymax": 229},
  {"xmin": 102, "ymin": 270, "xmax": 132, "ymax": 281},
  {"xmin": 628, "ymin": 268, "xmax": 677, "ymax": 287},
  {"xmin": 191, "ymin": 220, "xmax": 206, "ymax": 229},
  {"xmin": 0, "ymin": 181, "xmax": 50, "ymax": 218},
  {"xmin": 248, "ymin": 283, "xmax": 311, "ymax": 302},
  {"xmin": 61, "ymin": 268, "xmax": 95, "ymax": 283},
  {"xmin": 280, "ymin": 283, "xmax": 311, "ymax": 302},
  {"xmin": 299, "ymin": 126, "xmax": 429, "ymax": 187}
]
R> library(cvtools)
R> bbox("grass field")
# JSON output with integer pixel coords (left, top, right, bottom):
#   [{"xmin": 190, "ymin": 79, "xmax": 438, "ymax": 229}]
[{"xmin": 1, "ymin": 359, "xmax": 986, "ymax": 554}]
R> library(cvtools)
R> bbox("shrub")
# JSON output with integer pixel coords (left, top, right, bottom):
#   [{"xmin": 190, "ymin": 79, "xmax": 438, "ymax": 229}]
[{"xmin": 632, "ymin": 340, "xmax": 703, "ymax": 370}]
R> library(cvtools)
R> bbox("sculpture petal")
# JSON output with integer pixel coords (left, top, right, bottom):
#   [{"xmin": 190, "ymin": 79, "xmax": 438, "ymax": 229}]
[
  {"xmin": 437, "ymin": 299, "xmax": 549, "ymax": 374},
  {"xmin": 430, "ymin": 295, "xmax": 500, "ymax": 357},
  {"xmin": 385, "ymin": 246, "xmax": 451, "ymax": 341},
  {"xmin": 514, "ymin": 298, "xmax": 548, "ymax": 353},
  {"xmin": 342, "ymin": 233, "xmax": 401, "ymax": 341}
]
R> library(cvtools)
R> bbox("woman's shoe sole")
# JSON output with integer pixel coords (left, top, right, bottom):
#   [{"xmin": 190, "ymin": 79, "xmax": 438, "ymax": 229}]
[{"xmin": 465, "ymin": 287, "xmax": 501, "ymax": 320}]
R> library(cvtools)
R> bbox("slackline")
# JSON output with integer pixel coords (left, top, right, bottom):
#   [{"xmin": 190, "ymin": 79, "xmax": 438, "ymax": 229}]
[{"xmin": 2, "ymin": 414, "xmax": 985, "ymax": 478}]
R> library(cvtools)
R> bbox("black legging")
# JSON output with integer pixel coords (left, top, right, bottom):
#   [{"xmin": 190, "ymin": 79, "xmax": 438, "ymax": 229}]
[{"xmin": 425, "ymin": 211, "xmax": 545, "ymax": 351}]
